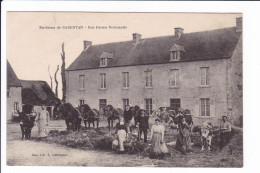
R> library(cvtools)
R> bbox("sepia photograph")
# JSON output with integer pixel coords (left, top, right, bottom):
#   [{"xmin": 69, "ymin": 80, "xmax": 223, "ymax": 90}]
[{"xmin": 5, "ymin": 12, "xmax": 243, "ymax": 167}]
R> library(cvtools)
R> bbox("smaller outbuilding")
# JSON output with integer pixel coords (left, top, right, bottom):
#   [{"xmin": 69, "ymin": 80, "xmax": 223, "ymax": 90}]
[{"xmin": 20, "ymin": 80, "xmax": 60, "ymax": 119}]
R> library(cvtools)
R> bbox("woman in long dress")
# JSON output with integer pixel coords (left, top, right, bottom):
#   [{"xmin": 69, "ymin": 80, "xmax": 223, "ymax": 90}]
[
  {"xmin": 175, "ymin": 115, "xmax": 192, "ymax": 154},
  {"xmin": 36, "ymin": 105, "xmax": 50, "ymax": 138},
  {"xmin": 115, "ymin": 117, "xmax": 127, "ymax": 152},
  {"xmin": 150, "ymin": 118, "xmax": 169, "ymax": 157}
]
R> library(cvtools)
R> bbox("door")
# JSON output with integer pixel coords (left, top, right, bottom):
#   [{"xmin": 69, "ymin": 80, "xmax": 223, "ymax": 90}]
[
  {"xmin": 99, "ymin": 99, "xmax": 107, "ymax": 110},
  {"xmin": 122, "ymin": 99, "xmax": 129, "ymax": 110},
  {"xmin": 170, "ymin": 98, "xmax": 181, "ymax": 109}
]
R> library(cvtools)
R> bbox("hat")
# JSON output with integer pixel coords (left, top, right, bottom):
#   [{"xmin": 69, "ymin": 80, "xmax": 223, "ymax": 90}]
[
  {"xmin": 155, "ymin": 118, "xmax": 160, "ymax": 122},
  {"xmin": 222, "ymin": 115, "xmax": 228, "ymax": 119}
]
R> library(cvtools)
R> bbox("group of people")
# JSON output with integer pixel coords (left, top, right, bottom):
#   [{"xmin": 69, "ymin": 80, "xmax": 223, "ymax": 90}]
[
  {"xmin": 114, "ymin": 105, "xmax": 233, "ymax": 157},
  {"xmin": 23, "ymin": 105, "xmax": 50, "ymax": 139},
  {"xmin": 114, "ymin": 105, "xmax": 171, "ymax": 157}
]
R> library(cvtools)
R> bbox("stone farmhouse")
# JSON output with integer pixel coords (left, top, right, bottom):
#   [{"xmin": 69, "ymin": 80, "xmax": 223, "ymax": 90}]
[
  {"xmin": 7, "ymin": 61, "xmax": 22, "ymax": 121},
  {"xmin": 66, "ymin": 17, "xmax": 242, "ymax": 125}
]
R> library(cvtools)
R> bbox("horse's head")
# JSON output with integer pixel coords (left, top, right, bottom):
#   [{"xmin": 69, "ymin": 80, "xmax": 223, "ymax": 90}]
[
  {"xmin": 56, "ymin": 103, "xmax": 73, "ymax": 120},
  {"xmin": 131, "ymin": 105, "xmax": 140, "ymax": 117},
  {"xmin": 106, "ymin": 105, "xmax": 113, "ymax": 111},
  {"xmin": 116, "ymin": 108, "xmax": 123, "ymax": 117},
  {"xmin": 103, "ymin": 105, "xmax": 113, "ymax": 116},
  {"xmin": 77, "ymin": 104, "xmax": 85, "ymax": 115}
]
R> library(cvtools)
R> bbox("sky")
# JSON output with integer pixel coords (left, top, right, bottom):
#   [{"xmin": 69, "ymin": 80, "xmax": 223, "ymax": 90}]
[{"xmin": 7, "ymin": 12, "xmax": 242, "ymax": 99}]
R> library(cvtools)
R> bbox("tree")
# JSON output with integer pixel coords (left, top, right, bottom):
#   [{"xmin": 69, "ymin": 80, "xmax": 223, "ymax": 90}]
[
  {"xmin": 48, "ymin": 65, "xmax": 53, "ymax": 91},
  {"xmin": 61, "ymin": 42, "xmax": 66, "ymax": 103},
  {"xmin": 54, "ymin": 65, "xmax": 59, "ymax": 97}
]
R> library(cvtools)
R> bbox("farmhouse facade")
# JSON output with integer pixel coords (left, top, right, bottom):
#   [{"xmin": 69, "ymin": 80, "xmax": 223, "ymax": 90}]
[
  {"xmin": 7, "ymin": 61, "xmax": 22, "ymax": 121},
  {"xmin": 66, "ymin": 17, "xmax": 242, "ymax": 125}
]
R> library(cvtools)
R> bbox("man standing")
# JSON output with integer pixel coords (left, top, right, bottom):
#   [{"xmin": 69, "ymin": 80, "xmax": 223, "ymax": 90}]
[
  {"xmin": 123, "ymin": 105, "xmax": 132, "ymax": 133},
  {"xmin": 219, "ymin": 115, "xmax": 232, "ymax": 150},
  {"xmin": 138, "ymin": 110, "xmax": 149, "ymax": 143}
]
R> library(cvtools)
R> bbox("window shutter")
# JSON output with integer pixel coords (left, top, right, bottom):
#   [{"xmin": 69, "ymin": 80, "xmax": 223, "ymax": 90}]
[
  {"xmin": 140, "ymin": 99, "xmax": 144, "ymax": 109},
  {"xmin": 176, "ymin": 70, "xmax": 179, "ymax": 87},
  {"xmin": 118, "ymin": 100, "xmax": 121, "ymax": 108},
  {"xmin": 129, "ymin": 100, "xmax": 132, "ymax": 105},
  {"xmin": 206, "ymin": 68, "xmax": 210, "ymax": 85},
  {"xmin": 210, "ymin": 98, "xmax": 215, "ymax": 117},
  {"xmin": 194, "ymin": 98, "xmax": 200, "ymax": 117},
  {"xmin": 152, "ymin": 99, "xmax": 156, "ymax": 110}
]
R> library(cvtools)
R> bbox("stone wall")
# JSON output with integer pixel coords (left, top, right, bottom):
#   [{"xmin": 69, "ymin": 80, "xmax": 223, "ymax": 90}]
[
  {"xmin": 7, "ymin": 87, "xmax": 22, "ymax": 120},
  {"xmin": 66, "ymin": 58, "xmax": 229, "ymax": 125}
]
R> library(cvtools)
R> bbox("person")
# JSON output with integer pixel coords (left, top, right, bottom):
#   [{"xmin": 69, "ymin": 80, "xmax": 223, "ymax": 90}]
[
  {"xmin": 175, "ymin": 116, "xmax": 192, "ymax": 154},
  {"xmin": 219, "ymin": 115, "xmax": 232, "ymax": 150},
  {"xmin": 138, "ymin": 110, "xmax": 149, "ymax": 143},
  {"xmin": 35, "ymin": 105, "xmax": 50, "ymax": 138},
  {"xmin": 160, "ymin": 107, "xmax": 170, "ymax": 126},
  {"xmin": 150, "ymin": 118, "xmax": 169, "ymax": 157},
  {"xmin": 115, "ymin": 117, "xmax": 127, "ymax": 152},
  {"xmin": 123, "ymin": 105, "xmax": 132, "ymax": 133},
  {"xmin": 201, "ymin": 121, "xmax": 213, "ymax": 151}
]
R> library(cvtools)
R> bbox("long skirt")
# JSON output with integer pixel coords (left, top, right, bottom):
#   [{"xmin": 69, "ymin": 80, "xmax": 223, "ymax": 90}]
[
  {"xmin": 117, "ymin": 130, "xmax": 126, "ymax": 151},
  {"xmin": 38, "ymin": 119, "xmax": 48, "ymax": 138},
  {"xmin": 151, "ymin": 133, "xmax": 169, "ymax": 155},
  {"xmin": 176, "ymin": 128, "xmax": 192, "ymax": 153}
]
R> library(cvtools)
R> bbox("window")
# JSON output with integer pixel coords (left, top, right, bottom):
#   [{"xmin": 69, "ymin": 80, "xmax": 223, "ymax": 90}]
[
  {"xmin": 79, "ymin": 75, "xmax": 85, "ymax": 89},
  {"xmin": 79, "ymin": 99, "xmax": 85, "ymax": 106},
  {"xmin": 170, "ymin": 99, "xmax": 181, "ymax": 108},
  {"xmin": 145, "ymin": 71, "xmax": 152, "ymax": 88},
  {"xmin": 145, "ymin": 98, "xmax": 153, "ymax": 114},
  {"xmin": 99, "ymin": 99, "xmax": 107, "ymax": 110},
  {"xmin": 200, "ymin": 98, "xmax": 210, "ymax": 117},
  {"xmin": 122, "ymin": 72, "xmax": 129, "ymax": 88},
  {"xmin": 122, "ymin": 99, "xmax": 129, "ymax": 110},
  {"xmin": 100, "ymin": 73, "xmax": 106, "ymax": 89},
  {"xmin": 100, "ymin": 58, "xmax": 107, "ymax": 67},
  {"xmin": 170, "ymin": 69, "xmax": 179, "ymax": 87},
  {"xmin": 170, "ymin": 51, "xmax": 180, "ymax": 61},
  {"xmin": 200, "ymin": 67, "xmax": 210, "ymax": 86},
  {"xmin": 14, "ymin": 102, "xmax": 19, "ymax": 111}
]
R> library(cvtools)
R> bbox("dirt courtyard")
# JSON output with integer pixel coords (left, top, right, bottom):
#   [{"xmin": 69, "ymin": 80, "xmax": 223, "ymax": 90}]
[{"xmin": 6, "ymin": 120, "xmax": 243, "ymax": 167}]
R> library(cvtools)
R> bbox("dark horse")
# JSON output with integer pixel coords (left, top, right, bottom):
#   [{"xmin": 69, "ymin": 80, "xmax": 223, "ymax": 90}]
[
  {"xmin": 55, "ymin": 103, "xmax": 82, "ymax": 132},
  {"xmin": 17, "ymin": 105, "xmax": 36, "ymax": 140},
  {"xmin": 130, "ymin": 105, "xmax": 141, "ymax": 127},
  {"xmin": 172, "ymin": 109, "xmax": 193, "ymax": 127},
  {"xmin": 103, "ymin": 105, "xmax": 122, "ymax": 131},
  {"xmin": 78, "ymin": 104, "xmax": 99, "ymax": 129}
]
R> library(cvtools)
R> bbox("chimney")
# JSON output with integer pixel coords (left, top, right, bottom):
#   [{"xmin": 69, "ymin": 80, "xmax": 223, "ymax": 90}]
[
  {"xmin": 83, "ymin": 40, "xmax": 92, "ymax": 50},
  {"xmin": 236, "ymin": 17, "xmax": 242, "ymax": 32},
  {"xmin": 133, "ymin": 33, "xmax": 142, "ymax": 43},
  {"xmin": 174, "ymin": 27, "xmax": 184, "ymax": 39}
]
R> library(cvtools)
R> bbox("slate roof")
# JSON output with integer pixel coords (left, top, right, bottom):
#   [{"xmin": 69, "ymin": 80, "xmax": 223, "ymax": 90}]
[
  {"xmin": 20, "ymin": 80, "xmax": 60, "ymax": 106},
  {"xmin": 67, "ymin": 27, "xmax": 241, "ymax": 71},
  {"xmin": 7, "ymin": 61, "xmax": 22, "ymax": 87}
]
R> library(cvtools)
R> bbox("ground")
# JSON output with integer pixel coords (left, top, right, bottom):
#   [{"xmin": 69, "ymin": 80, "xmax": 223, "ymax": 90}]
[{"xmin": 6, "ymin": 119, "xmax": 243, "ymax": 167}]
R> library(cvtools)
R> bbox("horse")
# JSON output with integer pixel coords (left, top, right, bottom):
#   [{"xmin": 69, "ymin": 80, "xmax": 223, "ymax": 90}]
[
  {"xmin": 17, "ymin": 109, "xmax": 36, "ymax": 140},
  {"xmin": 172, "ymin": 109, "xmax": 193, "ymax": 127},
  {"xmin": 103, "ymin": 105, "xmax": 122, "ymax": 131},
  {"xmin": 55, "ymin": 103, "xmax": 82, "ymax": 132},
  {"xmin": 78, "ymin": 104, "xmax": 100, "ymax": 129},
  {"xmin": 130, "ymin": 105, "xmax": 141, "ymax": 127},
  {"xmin": 53, "ymin": 105, "xmax": 61, "ymax": 120}
]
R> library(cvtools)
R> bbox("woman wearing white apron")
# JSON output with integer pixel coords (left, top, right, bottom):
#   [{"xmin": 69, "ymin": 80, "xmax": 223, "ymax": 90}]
[{"xmin": 115, "ymin": 117, "xmax": 127, "ymax": 152}]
